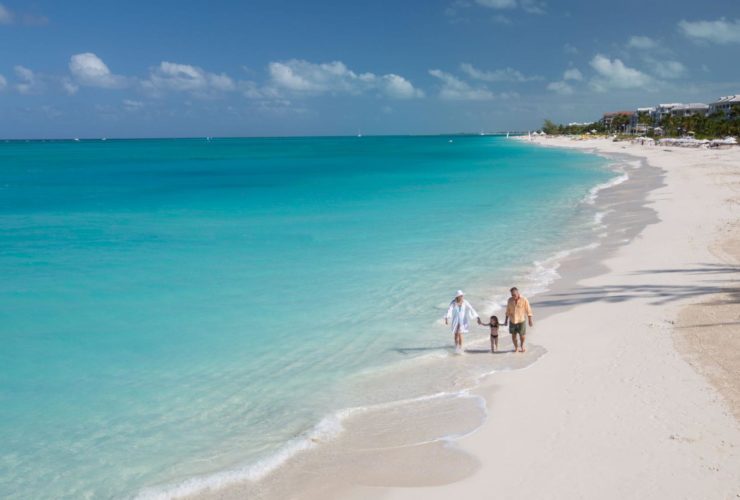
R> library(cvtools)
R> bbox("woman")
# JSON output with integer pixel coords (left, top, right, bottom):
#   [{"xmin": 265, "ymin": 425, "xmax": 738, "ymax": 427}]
[{"xmin": 444, "ymin": 290, "xmax": 479, "ymax": 353}]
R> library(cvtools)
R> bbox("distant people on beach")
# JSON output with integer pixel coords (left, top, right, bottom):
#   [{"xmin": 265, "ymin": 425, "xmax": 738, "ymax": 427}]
[
  {"xmin": 478, "ymin": 315, "xmax": 501, "ymax": 353},
  {"xmin": 444, "ymin": 290, "xmax": 479, "ymax": 354},
  {"xmin": 504, "ymin": 287, "xmax": 533, "ymax": 353}
]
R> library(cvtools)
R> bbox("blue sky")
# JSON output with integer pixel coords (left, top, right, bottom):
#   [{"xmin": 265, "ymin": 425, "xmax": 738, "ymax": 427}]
[{"xmin": 0, "ymin": 0, "xmax": 738, "ymax": 138}]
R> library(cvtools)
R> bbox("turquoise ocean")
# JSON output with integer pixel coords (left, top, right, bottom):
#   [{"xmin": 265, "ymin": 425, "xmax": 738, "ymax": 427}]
[{"xmin": 0, "ymin": 136, "xmax": 614, "ymax": 498}]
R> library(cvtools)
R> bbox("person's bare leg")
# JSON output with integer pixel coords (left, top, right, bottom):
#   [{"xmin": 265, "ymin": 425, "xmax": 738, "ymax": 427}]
[
  {"xmin": 490, "ymin": 336, "xmax": 495, "ymax": 353},
  {"xmin": 454, "ymin": 331, "xmax": 461, "ymax": 349},
  {"xmin": 511, "ymin": 334, "xmax": 518, "ymax": 352},
  {"xmin": 520, "ymin": 334, "xmax": 527, "ymax": 353}
]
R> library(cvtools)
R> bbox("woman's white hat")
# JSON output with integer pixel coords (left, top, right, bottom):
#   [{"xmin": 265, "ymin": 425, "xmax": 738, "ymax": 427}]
[{"xmin": 455, "ymin": 290, "xmax": 464, "ymax": 297}]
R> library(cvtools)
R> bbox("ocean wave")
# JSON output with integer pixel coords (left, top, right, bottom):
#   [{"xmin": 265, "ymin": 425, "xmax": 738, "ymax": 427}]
[
  {"xmin": 133, "ymin": 390, "xmax": 475, "ymax": 500},
  {"xmin": 583, "ymin": 171, "xmax": 629, "ymax": 204},
  {"xmin": 525, "ymin": 242, "xmax": 601, "ymax": 297}
]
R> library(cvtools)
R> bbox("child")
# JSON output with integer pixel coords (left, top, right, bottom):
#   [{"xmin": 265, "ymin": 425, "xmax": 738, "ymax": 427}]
[{"xmin": 478, "ymin": 315, "xmax": 501, "ymax": 353}]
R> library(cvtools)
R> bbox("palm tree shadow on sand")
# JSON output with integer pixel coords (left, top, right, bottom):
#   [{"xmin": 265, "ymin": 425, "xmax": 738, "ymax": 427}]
[{"xmin": 534, "ymin": 263, "xmax": 740, "ymax": 309}]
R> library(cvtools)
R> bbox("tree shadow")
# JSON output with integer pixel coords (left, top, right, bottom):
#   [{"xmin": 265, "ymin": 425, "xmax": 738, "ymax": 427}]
[
  {"xmin": 674, "ymin": 321, "xmax": 740, "ymax": 329},
  {"xmin": 632, "ymin": 263, "xmax": 740, "ymax": 275},
  {"xmin": 536, "ymin": 264, "xmax": 740, "ymax": 309}
]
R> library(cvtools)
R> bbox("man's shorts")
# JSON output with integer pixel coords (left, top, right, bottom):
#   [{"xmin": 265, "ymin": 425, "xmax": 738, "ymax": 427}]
[{"xmin": 509, "ymin": 321, "xmax": 527, "ymax": 336}]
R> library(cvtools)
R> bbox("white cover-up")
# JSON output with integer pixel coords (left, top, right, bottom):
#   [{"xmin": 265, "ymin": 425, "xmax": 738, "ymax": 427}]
[{"xmin": 444, "ymin": 299, "xmax": 479, "ymax": 334}]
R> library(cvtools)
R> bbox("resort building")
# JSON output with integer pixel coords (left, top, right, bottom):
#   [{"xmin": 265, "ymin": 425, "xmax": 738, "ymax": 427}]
[
  {"xmin": 654, "ymin": 103, "xmax": 683, "ymax": 123},
  {"xmin": 602, "ymin": 111, "xmax": 635, "ymax": 131},
  {"xmin": 631, "ymin": 107, "xmax": 656, "ymax": 134},
  {"xmin": 709, "ymin": 95, "xmax": 740, "ymax": 116},
  {"xmin": 670, "ymin": 103, "xmax": 709, "ymax": 118}
]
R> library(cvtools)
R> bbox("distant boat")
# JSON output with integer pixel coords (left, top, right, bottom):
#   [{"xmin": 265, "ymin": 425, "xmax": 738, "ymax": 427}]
[
  {"xmin": 506, "ymin": 132, "xmax": 510, "ymax": 139},
  {"xmin": 101, "ymin": 138, "xmax": 107, "ymax": 141},
  {"xmin": 73, "ymin": 138, "xmax": 80, "ymax": 142},
  {"xmin": 479, "ymin": 131, "xmax": 485, "ymax": 136},
  {"xmin": 448, "ymin": 139, "xmax": 453, "ymax": 143}
]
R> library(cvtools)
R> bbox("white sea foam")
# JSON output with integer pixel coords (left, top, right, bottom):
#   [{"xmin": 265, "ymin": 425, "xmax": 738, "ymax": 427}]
[
  {"xmin": 593, "ymin": 210, "xmax": 607, "ymax": 226},
  {"xmin": 524, "ymin": 242, "xmax": 600, "ymax": 297},
  {"xmin": 583, "ymin": 170, "xmax": 629, "ymax": 204},
  {"xmin": 134, "ymin": 390, "xmax": 474, "ymax": 500},
  {"xmin": 134, "ymin": 413, "xmax": 345, "ymax": 500}
]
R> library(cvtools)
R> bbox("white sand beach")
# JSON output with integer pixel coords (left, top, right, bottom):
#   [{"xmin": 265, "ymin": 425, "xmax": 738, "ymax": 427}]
[{"xmin": 340, "ymin": 137, "xmax": 740, "ymax": 500}]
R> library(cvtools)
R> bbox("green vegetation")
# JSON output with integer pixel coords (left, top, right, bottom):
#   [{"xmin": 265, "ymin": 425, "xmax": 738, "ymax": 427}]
[
  {"xmin": 654, "ymin": 105, "xmax": 740, "ymax": 139},
  {"xmin": 542, "ymin": 119, "xmax": 605, "ymax": 135},
  {"xmin": 543, "ymin": 103, "xmax": 740, "ymax": 139}
]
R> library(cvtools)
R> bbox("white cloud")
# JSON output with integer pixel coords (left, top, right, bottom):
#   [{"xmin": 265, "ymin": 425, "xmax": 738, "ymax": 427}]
[
  {"xmin": 269, "ymin": 60, "xmax": 372, "ymax": 93},
  {"xmin": 678, "ymin": 18, "xmax": 740, "ymax": 44},
  {"xmin": 589, "ymin": 54, "xmax": 653, "ymax": 91},
  {"xmin": 547, "ymin": 81, "xmax": 573, "ymax": 95},
  {"xmin": 562, "ymin": 68, "xmax": 583, "ymax": 81},
  {"xmin": 0, "ymin": 74, "xmax": 6, "ymax": 90},
  {"xmin": 563, "ymin": 43, "xmax": 579, "ymax": 55},
  {"xmin": 381, "ymin": 73, "xmax": 424, "ymax": 98},
  {"xmin": 520, "ymin": 0, "xmax": 546, "ymax": 14},
  {"xmin": 547, "ymin": 68, "xmax": 581, "ymax": 94},
  {"xmin": 474, "ymin": 0, "xmax": 545, "ymax": 13},
  {"xmin": 0, "ymin": 3, "xmax": 13, "ymax": 24},
  {"xmin": 0, "ymin": 3, "xmax": 48, "ymax": 26},
  {"xmin": 14, "ymin": 65, "xmax": 37, "ymax": 94},
  {"xmin": 268, "ymin": 59, "xmax": 423, "ymax": 99},
  {"xmin": 240, "ymin": 80, "xmax": 280, "ymax": 100},
  {"xmin": 143, "ymin": 61, "xmax": 236, "ymax": 96},
  {"xmin": 475, "ymin": 0, "xmax": 516, "ymax": 9},
  {"xmin": 429, "ymin": 69, "xmax": 496, "ymax": 100},
  {"xmin": 492, "ymin": 14, "xmax": 511, "ymax": 24},
  {"xmin": 652, "ymin": 60, "xmax": 687, "ymax": 79},
  {"xmin": 61, "ymin": 77, "xmax": 78, "ymax": 95},
  {"xmin": 626, "ymin": 35, "xmax": 659, "ymax": 50},
  {"xmin": 460, "ymin": 62, "xmax": 540, "ymax": 82},
  {"xmin": 123, "ymin": 99, "xmax": 144, "ymax": 111},
  {"xmin": 69, "ymin": 53, "xmax": 127, "ymax": 89}
]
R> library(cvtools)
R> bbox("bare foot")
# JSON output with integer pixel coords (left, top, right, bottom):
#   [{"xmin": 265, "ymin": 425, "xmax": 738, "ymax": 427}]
[{"xmin": 521, "ymin": 346, "xmax": 527, "ymax": 353}]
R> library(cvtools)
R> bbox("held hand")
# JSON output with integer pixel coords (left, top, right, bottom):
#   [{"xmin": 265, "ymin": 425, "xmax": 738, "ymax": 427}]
[
  {"xmin": 444, "ymin": 318, "xmax": 448, "ymax": 325},
  {"xmin": 477, "ymin": 318, "xmax": 482, "ymax": 325},
  {"xmin": 528, "ymin": 318, "xmax": 533, "ymax": 327}
]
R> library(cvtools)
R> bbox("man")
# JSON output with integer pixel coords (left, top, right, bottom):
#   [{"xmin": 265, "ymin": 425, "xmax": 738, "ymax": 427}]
[{"xmin": 504, "ymin": 287, "xmax": 533, "ymax": 353}]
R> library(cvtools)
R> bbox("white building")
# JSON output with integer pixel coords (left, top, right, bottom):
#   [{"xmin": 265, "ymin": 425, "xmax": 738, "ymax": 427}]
[
  {"xmin": 709, "ymin": 95, "xmax": 740, "ymax": 116},
  {"xmin": 670, "ymin": 103, "xmax": 709, "ymax": 118},
  {"xmin": 654, "ymin": 103, "xmax": 683, "ymax": 123}
]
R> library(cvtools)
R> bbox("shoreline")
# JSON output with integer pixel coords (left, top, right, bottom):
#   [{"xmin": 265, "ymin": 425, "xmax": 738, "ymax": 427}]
[
  {"xmin": 357, "ymin": 137, "xmax": 740, "ymax": 500},
  {"xmin": 154, "ymin": 137, "xmax": 740, "ymax": 500},
  {"xmin": 174, "ymin": 140, "xmax": 667, "ymax": 500}
]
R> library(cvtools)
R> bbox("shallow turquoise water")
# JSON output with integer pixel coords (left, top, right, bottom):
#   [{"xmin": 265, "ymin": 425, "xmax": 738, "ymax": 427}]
[{"xmin": 0, "ymin": 136, "xmax": 611, "ymax": 498}]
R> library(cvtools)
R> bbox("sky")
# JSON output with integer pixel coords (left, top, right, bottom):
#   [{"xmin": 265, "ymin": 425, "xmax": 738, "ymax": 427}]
[{"xmin": 0, "ymin": 0, "xmax": 739, "ymax": 138}]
